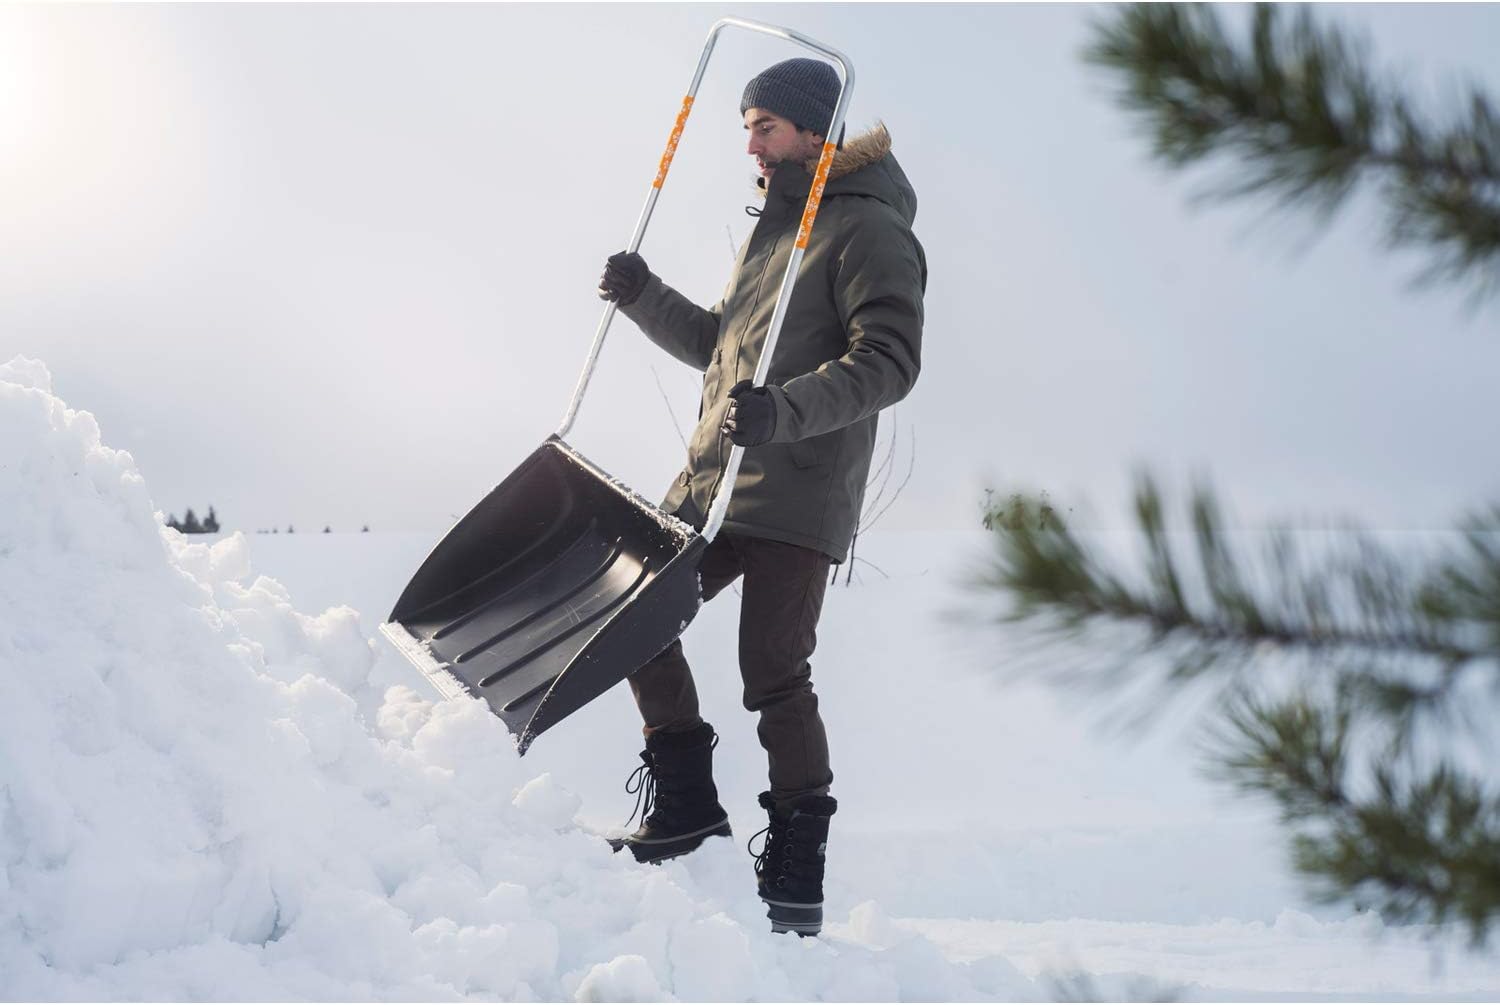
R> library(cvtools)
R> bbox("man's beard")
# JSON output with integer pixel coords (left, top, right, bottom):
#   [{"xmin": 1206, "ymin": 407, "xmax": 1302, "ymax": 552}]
[{"xmin": 757, "ymin": 144, "xmax": 818, "ymax": 175}]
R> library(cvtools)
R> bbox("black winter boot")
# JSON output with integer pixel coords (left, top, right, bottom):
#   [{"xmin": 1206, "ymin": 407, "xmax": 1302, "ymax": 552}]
[
  {"xmin": 608, "ymin": 722, "xmax": 732, "ymax": 863},
  {"xmin": 750, "ymin": 791, "xmax": 837, "ymax": 936}
]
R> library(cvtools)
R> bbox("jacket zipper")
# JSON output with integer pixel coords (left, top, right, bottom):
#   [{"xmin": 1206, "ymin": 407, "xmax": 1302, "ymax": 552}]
[{"xmin": 703, "ymin": 222, "xmax": 785, "ymax": 516}]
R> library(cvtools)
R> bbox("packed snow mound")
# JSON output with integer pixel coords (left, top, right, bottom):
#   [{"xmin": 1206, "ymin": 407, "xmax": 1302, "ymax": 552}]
[{"xmin": 0, "ymin": 358, "xmax": 1030, "ymax": 1000}]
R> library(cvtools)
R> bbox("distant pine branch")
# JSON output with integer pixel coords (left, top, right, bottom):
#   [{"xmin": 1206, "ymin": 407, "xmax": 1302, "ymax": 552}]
[
  {"xmin": 1216, "ymin": 693, "xmax": 1500, "ymax": 938},
  {"xmin": 1088, "ymin": 3, "xmax": 1500, "ymax": 296},
  {"xmin": 984, "ymin": 480, "xmax": 1500, "ymax": 679},
  {"xmin": 977, "ymin": 479, "xmax": 1500, "ymax": 943}
]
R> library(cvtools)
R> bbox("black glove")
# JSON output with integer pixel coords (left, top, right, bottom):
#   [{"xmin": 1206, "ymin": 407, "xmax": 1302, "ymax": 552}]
[
  {"xmin": 597, "ymin": 251, "xmax": 650, "ymax": 307},
  {"xmin": 721, "ymin": 379, "xmax": 777, "ymax": 446}
]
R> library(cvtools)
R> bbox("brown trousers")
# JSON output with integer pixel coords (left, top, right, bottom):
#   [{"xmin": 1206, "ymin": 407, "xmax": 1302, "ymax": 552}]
[{"xmin": 628, "ymin": 530, "xmax": 834, "ymax": 802}]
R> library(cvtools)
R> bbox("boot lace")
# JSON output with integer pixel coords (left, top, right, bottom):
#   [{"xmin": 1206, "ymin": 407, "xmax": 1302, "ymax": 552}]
[
  {"xmin": 623, "ymin": 751, "xmax": 655, "ymax": 829},
  {"xmin": 748, "ymin": 806, "xmax": 798, "ymax": 888},
  {"xmin": 748, "ymin": 826, "xmax": 769, "ymax": 870},
  {"xmin": 623, "ymin": 732, "xmax": 719, "ymax": 830}
]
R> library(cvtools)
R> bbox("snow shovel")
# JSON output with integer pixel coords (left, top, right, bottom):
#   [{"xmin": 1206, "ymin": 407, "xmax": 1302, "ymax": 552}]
[{"xmin": 381, "ymin": 16, "xmax": 854, "ymax": 754}]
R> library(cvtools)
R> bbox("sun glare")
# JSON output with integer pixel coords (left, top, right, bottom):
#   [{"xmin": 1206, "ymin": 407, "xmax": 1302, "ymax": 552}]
[{"xmin": 0, "ymin": 11, "xmax": 43, "ymax": 162}]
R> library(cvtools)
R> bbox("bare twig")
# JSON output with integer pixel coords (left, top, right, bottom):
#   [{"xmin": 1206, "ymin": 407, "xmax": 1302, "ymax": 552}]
[
  {"xmin": 649, "ymin": 365, "xmax": 690, "ymax": 452},
  {"xmin": 861, "ymin": 428, "xmax": 918, "ymax": 532}
]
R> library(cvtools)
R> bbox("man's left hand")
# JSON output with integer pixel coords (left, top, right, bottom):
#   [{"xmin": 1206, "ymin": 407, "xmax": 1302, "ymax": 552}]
[{"xmin": 721, "ymin": 380, "xmax": 777, "ymax": 446}]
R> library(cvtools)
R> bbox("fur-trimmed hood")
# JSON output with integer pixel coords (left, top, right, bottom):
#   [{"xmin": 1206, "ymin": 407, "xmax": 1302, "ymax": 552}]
[
  {"xmin": 805, "ymin": 121, "xmax": 894, "ymax": 181},
  {"xmin": 755, "ymin": 122, "xmax": 918, "ymax": 226}
]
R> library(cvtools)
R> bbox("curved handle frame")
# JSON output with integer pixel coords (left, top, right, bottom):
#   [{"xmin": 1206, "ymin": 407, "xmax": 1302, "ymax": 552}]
[{"xmin": 553, "ymin": 16, "xmax": 855, "ymax": 544}]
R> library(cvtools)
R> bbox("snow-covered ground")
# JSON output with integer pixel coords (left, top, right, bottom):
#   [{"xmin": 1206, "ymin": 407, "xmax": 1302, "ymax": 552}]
[{"xmin": 4, "ymin": 355, "xmax": 1498, "ymax": 1001}]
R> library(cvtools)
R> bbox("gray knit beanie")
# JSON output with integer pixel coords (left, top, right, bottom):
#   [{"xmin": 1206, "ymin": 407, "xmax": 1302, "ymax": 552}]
[{"xmin": 740, "ymin": 57, "xmax": 841, "ymax": 139}]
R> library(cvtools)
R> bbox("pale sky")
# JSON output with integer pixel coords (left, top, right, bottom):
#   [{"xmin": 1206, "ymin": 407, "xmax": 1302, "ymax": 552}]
[{"xmin": 4, "ymin": 3, "xmax": 1498, "ymax": 536}]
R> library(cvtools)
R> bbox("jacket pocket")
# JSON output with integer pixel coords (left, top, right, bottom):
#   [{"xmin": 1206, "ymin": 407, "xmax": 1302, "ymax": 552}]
[{"xmin": 790, "ymin": 440, "xmax": 821, "ymax": 469}]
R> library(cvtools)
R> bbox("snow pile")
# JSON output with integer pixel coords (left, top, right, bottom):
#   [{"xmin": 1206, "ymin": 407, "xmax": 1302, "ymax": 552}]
[{"xmin": 0, "ymin": 358, "xmax": 1030, "ymax": 1000}]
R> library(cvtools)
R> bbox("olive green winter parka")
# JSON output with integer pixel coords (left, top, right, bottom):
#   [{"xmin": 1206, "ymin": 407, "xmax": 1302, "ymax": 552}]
[{"xmin": 621, "ymin": 124, "xmax": 926, "ymax": 564}]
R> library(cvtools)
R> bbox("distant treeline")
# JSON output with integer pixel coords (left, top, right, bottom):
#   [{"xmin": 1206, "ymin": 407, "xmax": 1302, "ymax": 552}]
[
  {"xmin": 166, "ymin": 507, "xmax": 220, "ymax": 534},
  {"xmin": 165, "ymin": 508, "xmax": 372, "ymax": 535}
]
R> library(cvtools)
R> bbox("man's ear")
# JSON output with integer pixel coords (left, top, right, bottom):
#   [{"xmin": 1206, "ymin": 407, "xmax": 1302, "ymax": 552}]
[{"xmin": 805, "ymin": 126, "xmax": 843, "ymax": 151}]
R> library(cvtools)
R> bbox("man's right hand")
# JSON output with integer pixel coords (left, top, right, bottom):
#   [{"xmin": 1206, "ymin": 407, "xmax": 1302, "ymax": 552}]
[{"xmin": 598, "ymin": 251, "xmax": 650, "ymax": 307}]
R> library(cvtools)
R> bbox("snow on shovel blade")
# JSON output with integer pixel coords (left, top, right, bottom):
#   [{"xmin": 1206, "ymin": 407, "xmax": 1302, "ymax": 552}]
[{"xmin": 381, "ymin": 436, "xmax": 705, "ymax": 753}]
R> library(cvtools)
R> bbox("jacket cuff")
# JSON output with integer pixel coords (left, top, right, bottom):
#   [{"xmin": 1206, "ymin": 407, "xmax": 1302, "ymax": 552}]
[
  {"xmin": 619, "ymin": 272, "xmax": 663, "ymax": 319},
  {"xmin": 765, "ymin": 385, "xmax": 798, "ymax": 444}
]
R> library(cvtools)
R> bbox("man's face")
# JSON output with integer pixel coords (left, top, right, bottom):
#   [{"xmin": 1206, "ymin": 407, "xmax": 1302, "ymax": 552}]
[{"xmin": 743, "ymin": 107, "xmax": 824, "ymax": 182}]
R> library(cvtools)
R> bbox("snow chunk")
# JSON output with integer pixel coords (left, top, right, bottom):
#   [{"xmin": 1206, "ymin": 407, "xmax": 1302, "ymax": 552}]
[
  {"xmin": 668, "ymin": 913, "xmax": 755, "ymax": 999},
  {"xmin": 513, "ymin": 772, "xmax": 583, "ymax": 830},
  {"xmin": 848, "ymin": 899, "xmax": 899, "ymax": 947},
  {"xmin": 573, "ymin": 954, "xmax": 665, "ymax": 1002}
]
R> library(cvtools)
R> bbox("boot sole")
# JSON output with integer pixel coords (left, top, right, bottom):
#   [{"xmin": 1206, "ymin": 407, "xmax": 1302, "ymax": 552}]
[
  {"xmin": 762, "ymin": 898, "xmax": 823, "ymax": 936},
  {"xmin": 609, "ymin": 819, "xmax": 732, "ymax": 864}
]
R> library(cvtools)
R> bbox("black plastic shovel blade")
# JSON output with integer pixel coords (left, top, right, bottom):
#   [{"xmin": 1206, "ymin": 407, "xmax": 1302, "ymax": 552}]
[{"xmin": 381, "ymin": 436, "xmax": 706, "ymax": 752}]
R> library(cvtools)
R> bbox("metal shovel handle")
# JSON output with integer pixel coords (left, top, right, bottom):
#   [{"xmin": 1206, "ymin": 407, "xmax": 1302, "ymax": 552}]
[{"xmin": 553, "ymin": 17, "xmax": 855, "ymax": 543}]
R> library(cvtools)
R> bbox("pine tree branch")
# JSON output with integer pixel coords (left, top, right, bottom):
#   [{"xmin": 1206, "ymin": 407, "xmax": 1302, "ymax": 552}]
[
  {"xmin": 985, "ymin": 478, "xmax": 1500, "ymax": 678},
  {"xmin": 1088, "ymin": 3, "xmax": 1500, "ymax": 295},
  {"xmin": 1216, "ymin": 693, "xmax": 1500, "ymax": 942},
  {"xmin": 981, "ymin": 481, "xmax": 1500, "ymax": 939}
]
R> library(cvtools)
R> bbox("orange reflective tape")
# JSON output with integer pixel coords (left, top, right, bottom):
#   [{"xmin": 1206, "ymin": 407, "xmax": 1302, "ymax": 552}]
[
  {"xmin": 653, "ymin": 96, "xmax": 695, "ymax": 190},
  {"xmin": 794, "ymin": 141, "xmax": 838, "ymax": 249}
]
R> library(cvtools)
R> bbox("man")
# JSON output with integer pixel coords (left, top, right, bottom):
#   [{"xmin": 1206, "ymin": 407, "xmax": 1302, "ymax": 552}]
[{"xmin": 597, "ymin": 57, "xmax": 926, "ymax": 936}]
